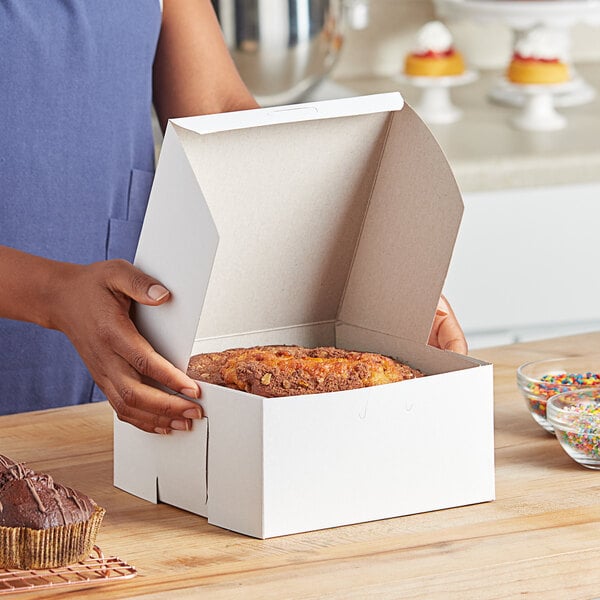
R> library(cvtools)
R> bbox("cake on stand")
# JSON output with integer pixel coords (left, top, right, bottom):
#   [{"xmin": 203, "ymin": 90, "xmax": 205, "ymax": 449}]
[
  {"xmin": 504, "ymin": 26, "xmax": 574, "ymax": 130},
  {"xmin": 398, "ymin": 20, "xmax": 477, "ymax": 124},
  {"xmin": 433, "ymin": 0, "xmax": 600, "ymax": 107}
]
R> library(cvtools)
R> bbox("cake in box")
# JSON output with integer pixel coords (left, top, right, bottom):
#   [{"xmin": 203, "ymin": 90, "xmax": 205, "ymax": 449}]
[
  {"xmin": 187, "ymin": 345, "xmax": 423, "ymax": 397},
  {"xmin": 113, "ymin": 93, "xmax": 495, "ymax": 539}
]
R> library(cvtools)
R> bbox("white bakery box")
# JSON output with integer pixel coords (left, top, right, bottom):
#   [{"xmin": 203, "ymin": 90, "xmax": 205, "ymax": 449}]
[{"xmin": 113, "ymin": 92, "xmax": 495, "ymax": 539}]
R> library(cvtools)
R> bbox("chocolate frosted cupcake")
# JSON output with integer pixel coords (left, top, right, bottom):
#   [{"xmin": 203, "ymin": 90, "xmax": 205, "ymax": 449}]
[{"xmin": 0, "ymin": 455, "xmax": 105, "ymax": 569}]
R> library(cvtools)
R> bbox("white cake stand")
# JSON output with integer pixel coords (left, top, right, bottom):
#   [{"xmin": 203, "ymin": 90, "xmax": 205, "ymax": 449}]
[
  {"xmin": 509, "ymin": 79, "xmax": 579, "ymax": 131},
  {"xmin": 396, "ymin": 71, "xmax": 478, "ymax": 124},
  {"xmin": 434, "ymin": 0, "xmax": 600, "ymax": 106},
  {"xmin": 490, "ymin": 70, "xmax": 595, "ymax": 107}
]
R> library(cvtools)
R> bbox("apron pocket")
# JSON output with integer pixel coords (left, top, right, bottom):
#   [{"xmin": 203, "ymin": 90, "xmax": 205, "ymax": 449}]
[
  {"xmin": 105, "ymin": 168, "xmax": 154, "ymax": 261},
  {"xmin": 128, "ymin": 169, "xmax": 154, "ymax": 222},
  {"xmin": 106, "ymin": 218, "xmax": 143, "ymax": 262}
]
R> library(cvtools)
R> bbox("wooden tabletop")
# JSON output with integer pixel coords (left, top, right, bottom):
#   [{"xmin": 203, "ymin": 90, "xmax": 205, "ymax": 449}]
[{"xmin": 3, "ymin": 332, "xmax": 600, "ymax": 599}]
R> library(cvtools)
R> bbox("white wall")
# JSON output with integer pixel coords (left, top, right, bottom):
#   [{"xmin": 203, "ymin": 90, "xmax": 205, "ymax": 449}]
[{"xmin": 443, "ymin": 182, "xmax": 600, "ymax": 349}]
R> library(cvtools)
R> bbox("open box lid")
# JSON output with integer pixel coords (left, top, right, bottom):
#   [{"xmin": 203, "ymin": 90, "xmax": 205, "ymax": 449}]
[{"xmin": 133, "ymin": 93, "xmax": 463, "ymax": 372}]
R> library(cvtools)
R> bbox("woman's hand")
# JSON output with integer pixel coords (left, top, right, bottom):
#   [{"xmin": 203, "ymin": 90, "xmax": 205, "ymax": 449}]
[
  {"xmin": 428, "ymin": 295, "xmax": 468, "ymax": 355},
  {"xmin": 46, "ymin": 259, "xmax": 203, "ymax": 434}
]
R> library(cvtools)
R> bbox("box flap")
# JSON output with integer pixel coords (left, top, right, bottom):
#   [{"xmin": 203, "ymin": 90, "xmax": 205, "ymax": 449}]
[
  {"xmin": 339, "ymin": 105, "xmax": 463, "ymax": 343},
  {"xmin": 133, "ymin": 93, "xmax": 462, "ymax": 367},
  {"xmin": 133, "ymin": 126, "xmax": 219, "ymax": 371}
]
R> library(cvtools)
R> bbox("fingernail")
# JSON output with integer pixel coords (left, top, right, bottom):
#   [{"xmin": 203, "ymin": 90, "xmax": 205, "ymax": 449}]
[
  {"xmin": 154, "ymin": 427, "xmax": 170, "ymax": 435},
  {"xmin": 436, "ymin": 308, "xmax": 448, "ymax": 317},
  {"xmin": 148, "ymin": 284, "xmax": 170, "ymax": 302},
  {"xmin": 181, "ymin": 385, "xmax": 200, "ymax": 399},
  {"xmin": 183, "ymin": 408, "xmax": 202, "ymax": 419},
  {"xmin": 170, "ymin": 419, "xmax": 190, "ymax": 431}
]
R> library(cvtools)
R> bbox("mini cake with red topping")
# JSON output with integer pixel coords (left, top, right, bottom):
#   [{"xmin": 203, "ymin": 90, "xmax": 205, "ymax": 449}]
[
  {"xmin": 0, "ymin": 454, "xmax": 105, "ymax": 569},
  {"xmin": 404, "ymin": 21, "xmax": 465, "ymax": 78},
  {"xmin": 507, "ymin": 27, "xmax": 570, "ymax": 85}
]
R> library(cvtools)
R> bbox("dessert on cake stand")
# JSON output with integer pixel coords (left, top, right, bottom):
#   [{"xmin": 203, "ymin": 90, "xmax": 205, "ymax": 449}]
[
  {"xmin": 503, "ymin": 25, "xmax": 574, "ymax": 129},
  {"xmin": 433, "ymin": 0, "xmax": 600, "ymax": 106},
  {"xmin": 396, "ymin": 71, "xmax": 478, "ymax": 124},
  {"xmin": 398, "ymin": 20, "xmax": 477, "ymax": 124}
]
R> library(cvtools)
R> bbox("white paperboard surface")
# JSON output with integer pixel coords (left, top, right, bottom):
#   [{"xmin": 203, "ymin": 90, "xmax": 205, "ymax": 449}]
[{"xmin": 114, "ymin": 93, "xmax": 495, "ymax": 538}]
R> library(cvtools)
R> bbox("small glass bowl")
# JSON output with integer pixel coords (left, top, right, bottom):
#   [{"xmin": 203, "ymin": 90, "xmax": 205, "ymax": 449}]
[
  {"xmin": 517, "ymin": 356, "xmax": 600, "ymax": 433},
  {"xmin": 547, "ymin": 388, "xmax": 600, "ymax": 469}
]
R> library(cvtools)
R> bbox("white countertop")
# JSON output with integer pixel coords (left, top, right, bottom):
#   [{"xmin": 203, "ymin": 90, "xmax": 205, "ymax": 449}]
[{"xmin": 334, "ymin": 62, "xmax": 600, "ymax": 193}]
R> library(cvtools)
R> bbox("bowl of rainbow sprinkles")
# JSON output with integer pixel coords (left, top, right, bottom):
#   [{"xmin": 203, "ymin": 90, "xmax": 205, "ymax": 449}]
[
  {"xmin": 517, "ymin": 356, "xmax": 600, "ymax": 433},
  {"xmin": 547, "ymin": 388, "xmax": 600, "ymax": 470}
]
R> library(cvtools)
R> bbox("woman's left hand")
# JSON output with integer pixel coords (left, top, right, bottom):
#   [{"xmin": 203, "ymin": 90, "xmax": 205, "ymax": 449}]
[{"xmin": 428, "ymin": 295, "xmax": 468, "ymax": 355}]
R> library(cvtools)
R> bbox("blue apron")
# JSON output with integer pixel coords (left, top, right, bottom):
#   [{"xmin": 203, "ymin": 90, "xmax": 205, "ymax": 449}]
[{"xmin": 0, "ymin": 1, "xmax": 162, "ymax": 413}]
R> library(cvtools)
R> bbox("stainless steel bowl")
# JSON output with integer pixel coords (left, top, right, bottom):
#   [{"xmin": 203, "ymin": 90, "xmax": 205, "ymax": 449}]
[{"xmin": 212, "ymin": 0, "xmax": 350, "ymax": 106}]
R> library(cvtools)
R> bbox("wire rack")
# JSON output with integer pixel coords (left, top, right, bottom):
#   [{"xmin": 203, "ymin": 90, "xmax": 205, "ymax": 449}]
[{"xmin": 0, "ymin": 546, "xmax": 136, "ymax": 595}]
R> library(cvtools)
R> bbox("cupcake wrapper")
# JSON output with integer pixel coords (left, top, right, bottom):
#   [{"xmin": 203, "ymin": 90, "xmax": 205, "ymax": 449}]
[{"xmin": 0, "ymin": 505, "xmax": 105, "ymax": 570}]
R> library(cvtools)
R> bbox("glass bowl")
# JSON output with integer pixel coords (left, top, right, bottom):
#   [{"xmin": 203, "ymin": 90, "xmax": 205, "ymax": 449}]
[
  {"xmin": 517, "ymin": 356, "xmax": 600, "ymax": 433},
  {"xmin": 547, "ymin": 388, "xmax": 600, "ymax": 469}
]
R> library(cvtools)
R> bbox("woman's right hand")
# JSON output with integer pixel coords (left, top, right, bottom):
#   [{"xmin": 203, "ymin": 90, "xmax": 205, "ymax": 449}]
[
  {"xmin": 1, "ymin": 246, "xmax": 203, "ymax": 433},
  {"xmin": 44, "ymin": 258, "xmax": 204, "ymax": 434}
]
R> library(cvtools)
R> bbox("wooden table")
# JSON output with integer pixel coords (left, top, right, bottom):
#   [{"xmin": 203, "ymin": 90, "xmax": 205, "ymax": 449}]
[{"xmin": 3, "ymin": 332, "xmax": 600, "ymax": 599}]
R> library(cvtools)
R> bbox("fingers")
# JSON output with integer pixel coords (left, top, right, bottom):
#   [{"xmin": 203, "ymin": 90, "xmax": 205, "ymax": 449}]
[
  {"xmin": 107, "ymin": 316, "xmax": 201, "ymax": 399},
  {"xmin": 441, "ymin": 335, "xmax": 468, "ymax": 355},
  {"xmin": 99, "ymin": 367, "xmax": 203, "ymax": 435},
  {"xmin": 103, "ymin": 259, "xmax": 172, "ymax": 306},
  {"xmin": 429, "ymin": 295, "xmax": 468, "ymax": 355},
  {"xmin": 96, "ymin": 328, "xmax": 204, "ymax": 431}
]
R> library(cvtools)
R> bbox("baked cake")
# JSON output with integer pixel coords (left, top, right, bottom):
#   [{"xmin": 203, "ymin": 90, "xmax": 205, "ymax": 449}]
[
  {"xmin": 0, "ymin": 454, "xmax": 105, "ymax": 569},
  {"xmin": 404, "ymin": 21, "xmax": 465, "ymax": 78},
  {"xmin": 187, "ymin": 345, "xmax": 422, "ymax": 398},
  {"xmin": 507, "ymin": 27, "xmax": 570, "ymax": 85}
]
